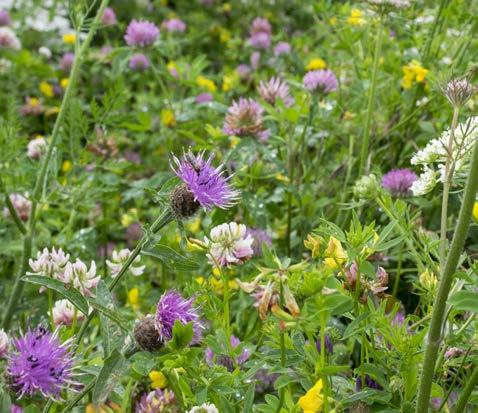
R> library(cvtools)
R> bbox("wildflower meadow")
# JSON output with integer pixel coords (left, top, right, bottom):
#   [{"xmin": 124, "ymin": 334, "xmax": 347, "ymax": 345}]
[{"xmin": 1, "ymin": 0, "xmax": 478, "ymax": 412}]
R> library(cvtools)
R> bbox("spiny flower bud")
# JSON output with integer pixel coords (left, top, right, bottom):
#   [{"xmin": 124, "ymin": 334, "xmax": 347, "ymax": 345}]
[
  {"xmin": 444, "ymin": 78, "xmax": 474, "ymax": 107},
  {"xmin": 170, "ymin": 183, "xmax": 201, "ymax": 219},
  {"xmin": 133, "ymin": 315, "xmax": 162, "ymax": 352}
]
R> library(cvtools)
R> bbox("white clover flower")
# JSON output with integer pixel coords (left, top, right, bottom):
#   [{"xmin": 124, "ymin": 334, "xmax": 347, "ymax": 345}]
[
  {"xmin": 27, "ymin": 136, "xmax": 47, "ymax": 159},
  {"xmin": 0, "ymin": 27, "xmax": 20, "ymax": 49},
  {"xmin": 0, "ymin": 329, "xmax": 9, "ymax": 358},
  {"xmin": 204, "ymin": 222, "xmax": 254, "ymax": 267},
  {"xmin": 28, "ymin": 247, "xmax": 70, "ymax": 279},
  {"xmin": 52, "ymin": 299, "xmax": 85, "ymax": 326},
  {"xmin": 187, "ymin": 403, "xmax": 219, "ymax": 413},
  {"xmin": 65, "ymin": 259, "xmax": 100, "ymax": 297},
  {"xmin": 106, "ymin": 248, "xmax": 145, "ymax": 278},
  {"xmin": 411, "ymin": 117, "xmax": 478, "ymax": 195}
]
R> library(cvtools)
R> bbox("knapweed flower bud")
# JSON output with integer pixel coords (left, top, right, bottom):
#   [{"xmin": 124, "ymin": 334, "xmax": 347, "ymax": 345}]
[
  {"xmin": 353, "ymin": 174, "xmax": 379, "ymax": 200},
  {"xmin": 133, "ymin": 315, "xmax": 162, "ymax": 352},
  {"xmin": 0, "ymin": 329, "xmax": 9, "ymax": 357},
  {"xmin": 444, "ymin": 78, "xmax": 474, "ymax": 107},
  {"xmin": 170, "ymin": 183, "xmax": 201, "ymax": 219}
]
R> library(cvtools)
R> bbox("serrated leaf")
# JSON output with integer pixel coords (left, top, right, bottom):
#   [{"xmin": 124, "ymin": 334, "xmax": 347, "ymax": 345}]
[
  {"xmin": 87, "ymin": 299, "xmax": 130, "ymax": 333},
  {"xmin": 170, "ymin": 320, "xmax": 194, "ymax": 350},
  {"xmin": 143, "ymin": 244, "xmax": 199, "ymax": 272},
  {"xmin": 22, "ymin": 275, "xmax": 89, "ymax": 315}
]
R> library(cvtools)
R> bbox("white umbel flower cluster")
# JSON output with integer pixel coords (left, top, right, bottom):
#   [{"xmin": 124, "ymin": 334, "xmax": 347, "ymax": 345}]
[
  {"xmin": 187, "ymin": 403, "xmax": 219, "ymax": 413},
  {"xmin": 411, "ymin": 116, "xmax": 478, "ymax": 196},
  {"xmin": 106, "ymin": 248, "xmax": 145, "ymax": 278},
  {"xmin": 204, "ymin": 222, "xmax": 254, "ymax": 268}
]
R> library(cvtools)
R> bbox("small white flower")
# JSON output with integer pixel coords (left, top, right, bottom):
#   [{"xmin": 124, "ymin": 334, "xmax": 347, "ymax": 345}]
[
  {"xmin": 38, "ymin": 46, "xmax": 52, "ymax": 58},
  {"xmin": 3, "ymin": 192, "xmax": 31, "ymax": 222},
  {"xmin": 0, "ymin": 27, "xmax": 20, "ymax": 49},
  {"xmin": 204, "ymin": 222, "xmax": 254, "ymax": 267},
  {"xmin": 27, "ymin": 136, "xmax": 47, "ymax": 159},
  {"xmin": 187, "ymin": 403, "xmax": 219, "ymax": 413},
  {"xmin": 106, "ymin": 248, "xmax": 145, "ymax": 278},
  {"xmin": 65, "ymin": 259, "xmax": 100, "ymax": 297},
  {"xmin": 411, "ymin": 168, "xmax": 437, "ymax": 196},
  {"xmin": 28, "ymin": 247, "xmax": 70, "ymax": 279},
  {"xmin": 52, "ymin": 299, "xmax": 85, "ymax": 326},
  {"xmin": 0, "ymin": 329, "xmax": 9, "ymax": 358}
]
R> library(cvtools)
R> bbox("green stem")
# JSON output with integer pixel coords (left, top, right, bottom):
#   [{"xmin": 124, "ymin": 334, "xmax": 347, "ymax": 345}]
[
  {"xmin": 275, "ymin": 280, "xmax": 287, "ymax": 413},
  {"xmin": 415, "ymin": 137, "xmax": 478, "ymax": 413},
  {"xmin": 320, "ymin": 312, "xmax": 330, "ymax": 413},
  {"xmin": 222, "ymin": 269, "xmax": 232, "ymax": 354},
  {"xmin": 452, "ymin": 365, "xmax": 478, "ymax": 413},
  {"xmin": 358, "ymin": 24, "xmax": 383, "ymax": 175},
  {"xmin": 421, "ymin": 0, "xmax": 448, "ymax": 64},
  {"xmin": 1, "ymin": 0, "xmax": 110, "ymax": 329},
  {"xmin": 61, "ymin": 379, "xmax": 95, "ymax": 412},
  {"xmin": 439, "ymin": 107, "xmax": 460, "ymax": 269},
  {"xmin": 0, "ymin": 178, "xmax": 27, "ymax": 235}
]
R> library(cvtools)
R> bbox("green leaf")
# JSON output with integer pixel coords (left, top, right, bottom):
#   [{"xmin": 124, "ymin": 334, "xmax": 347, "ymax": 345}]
[
  {"xmin": 169, "ymin": 320, "xmax": 194, "ymax": 350},
  {"xmin": 143, "ymin": 244, "xmax": 199, "ymax": 272},
  {"xmin": 96, "ymin": 281, "xmax": 124, "ymax": 355},
  {"xmin": 87, "ymin": 299, "xmax": 130, "ymax": 333},
  {"xmin": 22, "ymin": 275, "xmax": 89, "ymax": 315},
  {"xmin": 23, "ymin": 406, "xmax": 42, "ymax": 413},
  {"xmin": 243, "ymin": 382, "xmax": 255, "ymax": 413},
  {"xmin": 92, "ymin": 349, "xmax": 125, "ymax": 405},
  {"xmin": 448, "ymin": 290, "xmax": 478, "ymax": 313}
]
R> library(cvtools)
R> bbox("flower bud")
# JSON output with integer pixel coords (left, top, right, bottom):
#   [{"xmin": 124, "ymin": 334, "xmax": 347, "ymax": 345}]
[
  {"xmin": 444, "ymin": 78, "xmax": 474, "ymax": 107},
  {"xmin": 169, "ymin": 183, "xmax": 200, "ymax": 219},
  {"xmin": 419, "ymin": 269, "xmax": 437, "ymax": 291},
  {"xmin": 133, "ymin": 315, "xmax": 162, "ymax": 352},
  {"xmin": 353, "ymin": 174, "xmax": 379, "ymax": 200}
]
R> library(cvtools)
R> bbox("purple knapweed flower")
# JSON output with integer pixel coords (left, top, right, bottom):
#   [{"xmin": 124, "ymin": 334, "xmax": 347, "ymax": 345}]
[
  {"xmin": 162, "ymin": 18, "xmax": 186, "ymax": 33},
  {"xmin": 246, "ymin": 228, "xmax": 272, "ymax": 257},
  {"xmin": 101, "ymin": 7, "xmax": 116, "ymax": 26},
  {"xmin": 0, "ymin": 10, "xmax": 11, "ymax": 26},
  {"xmin": 273, "ymin": 41, "xmax": 291, "ymax": 56},
  {"xmin": 223, "ymin": 98, "xmax": 267, "ymax": 138},
  {"xmin": 205, "ymin": 335, "xmax": 251, "ymax": 371},
  {"xmin": 258, "ymin": 77, "xmax": 294, "ymax": 107},
  {"xmin": 155, "ymin": 290, "xmax": 203, "ymax": 344},
  {"xmin": 124, "ymin": 20, "xmax": 159, "ymax": 47},
  {"xmin": 316, "ymin": 335, "xmax": 334, "ymax": 354},
  {"xmin": 381, "ymin": 168, "xmax": 418, "ymax": 197},
  {"xmin": 355, "ymin": 374, "xmax": 382, "ymax": 391},
  {"xmin": 196, "ymin": 92, "xmax": 213, "ymax": 104},
  {"xmin": 303, "ymin": 69, "xmax": 338, "ymax": 94},
  {"xmin": 171, "ymin": 150, "xmax": 239, "ymax": 212},
  {"xmin": 135, "ymin": 388, "xmax": 176, "ymax": 413},
  {"xmin": 7, "ymin": 327, "xmax": 75, "ymax": 398},
  {"xmin": 129, "ymin": 53, "xmax": 150, "ymax": 72},
  {"xmin": 59, "ymin": 52, "xmax": 74, "ymax": 72}
]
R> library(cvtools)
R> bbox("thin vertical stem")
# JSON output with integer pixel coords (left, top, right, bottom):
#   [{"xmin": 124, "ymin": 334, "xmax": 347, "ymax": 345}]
[
  {"xmin": 0, "ymin": 178, "xmax": 27, "ymax": 235},
  {"xmin": 320, "ymin": 312, "xmax": 330, "ymax": 413},
  {"xmin": 452, "ymin": 365, "xmax": 478, "ymax": 413},
  {"xmin": 358, "ymin": 24, "xmax": 383, "ymax": 175},
  {"xmin": 275, "ymin": 279, "xmax": 287, "ymax": 413},
  {"xmin": 415, "ymin": 137, "xmax": 478, "ymax": 413}
]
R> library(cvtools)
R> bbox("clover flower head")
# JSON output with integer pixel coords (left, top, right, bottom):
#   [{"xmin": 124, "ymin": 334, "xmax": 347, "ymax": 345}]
[
  {"xmin": 204, "ymin": 222, "xmax": 254, "ymax": 267},
  {"xmin": 196, "ymin": 92, "xmax": 213, "ymax": 104},
  {"xmin": 381, "ymin": 168, "xmax": 417, "ymax": 197},
  {"xmin": 101, "ymin": 7, "xmax": 116, "ymax": 26},
  {"xmin": 0, "ymin": 27, "xmax": 21, "ymax": 49},
  {"xmin": 0, "ymin": 10, "xmax": 11, "ymax": 27},
  {"xmin": 155, "ymin": 290, "xmax": 203, "ymax": 344},
  {"xmin": 4, "ymin": 193, "xmax": 31, "ymax": 221},
  {"xmin": 28, "ymin": 247, "xmax": 70, "ymax": 279},
  {"xmin": 52, "ymin": 299, "xmax": 85, "ymax": 327},
  {"xmin": 163, "ymin": 18, "xmax": 187, "ymax": 33},
  {"xmin": 135, "ymin": 388, "xmax": 176, "ymax": 413},
  {"xmin": 303, "ymin": 69, "xmax": 338, "ymax": 94},
  {"xmin": 64, "ymin": 259, "xmax": 100, "ymax": 297},
  {"xmin": 249, "ymin": 32, "xmax": 271, "ymax": 49},
  {"xmin": 223, "ymin": 98, "xmax": 267, "ymax": 139},
  {"xmin": 258, "ymin": 77, "xmax": 294, "ymax": 107},
  {"xmin": 124, "ymin": 20, "xmax": 159, "ymax": 47},
  {"xmin": 250, "ymin": 17, "xmax": 272, "ymax": 36},
  {"xmin": 7, "ymin": 327, "xmax": 75, "ymax": 398},
  {"xmin": 273, "ymin": 41, "xmax": 291, "ymax": 56},
  {"xmin": 107, "ymin": 248, "xmax": 145, "ymax": 278},
  {"xmin": 27, "ymin": 136, "xmax": 47, "ymax": 159},
  {"xmin": 129, "ymin": 53, "xmax": 150, "ymax": 72},
  {"xmin": 171, "ymin": 150, "xmax": 239, "ymax": 214}
]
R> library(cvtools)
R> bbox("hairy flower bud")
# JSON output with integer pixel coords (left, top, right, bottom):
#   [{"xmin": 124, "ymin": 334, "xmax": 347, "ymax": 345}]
[
  {"xmin": 133, "ymin": 315, "xmax": 162, "ymax": 352},
  {"xmin": 444, "ymin": 78, "xmax": 474, "ymax": 107},
  {"xmin": 170, "ymin": 183, "xmax": 201, "ymax": 219}
]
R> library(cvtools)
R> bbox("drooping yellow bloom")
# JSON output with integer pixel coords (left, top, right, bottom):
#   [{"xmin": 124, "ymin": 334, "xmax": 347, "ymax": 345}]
[
  {"xmin": 149, "ymin": 370, "xmax": 168, "ymax": 388},
  {"xmin": 299, "ymin": 379, "xmax": 324, "ymax": 413},
  {"xmin": 324, "ymin": 237, "xmax": 348, "ymax": 269},
  {"xmin": 160, "ymin": 109, "xmax": 176, "ymax": 127},
  {"xmin": 127, "ymin": 288, "xmax": 140, "ymax": 309},
  {"xmin": 62, "ymin": 33, "xmax": 76, "ymax": 44},
  {"xmin": 473, "ymin": 201, "xmax": 478, "ymax": 221},
  {"xmin": 306, "ymin": 58, "xmax": 327, "ymax": 71},
  {"xmin": 60, "ymin": 78, "xmax": 69, "ymax": 89},
  {"xmin": 401, "ymin": 60, "xmax": 429, "ymax": 89},
  {"xmin": 347, "ymin": 9, "xmax": 365, "ymax": 26},
  {"xmin": 39, "ymin": 81, "xmax": 54, "ymax": 98},
  {"xmin": 196, "ymin": 75, "xmax": 217, "ymax": 92}
]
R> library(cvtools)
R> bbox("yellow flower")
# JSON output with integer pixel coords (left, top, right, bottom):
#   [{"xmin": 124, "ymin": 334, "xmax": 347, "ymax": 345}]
[
  {"xmin": 149, "ymin": 370, "xmax": 168, "ymax": 389},
  {"xmin": 196, "ymin": 75, "xmax": 217, "ymax": 92},
  {"xmin": 222, "ymin": 73, "xmax": 238, "ymax": 92},
  {"xmin": 401, "ymin": 60, "xmax": 428, "ymax": 89},
  {"xmin": 61, "ymin": 160, "xmax": 72, "ymax": 173},
  {"xmin": 306, "ymin": 58, "xmax": 327, "ymax": 71},
  {"xmin": 160, "ymin": 109, "xmax": 176, "ymax": 127},
  {"xmin": 45, "ymin": 106, "xmax": 60, "ymax": 116},
  {"xmin": 304, "ymin": 234, "xmax": 322, "ymax": 258},
  {"xmin": 329, "ymin": 16, "xmax": 337, "ymax": 26},
  {"xmin": 324, "ymin": 237, "xmax": 348, "ymax": 269},
  {"xmin": 275, "ymin": 173, "xmax": 290, "ymax": 183},
  {"xmin": 210, "ymin": 277, "xmax": 238, "ymax": 294},
  {"xmin": 299, "ymin": 379, "xmax": 324, "ymax": 413},
  {"xmin": 419, "ymin": 270, "xmax": 437, "ymax": 291},
  {"xmin": 219, "ymin": 27, "xmax": 231, "ymax": 43},
  {"xmin": 195, "ymin": 276, "xmax": 205, "ymax": 285},
  {"xmin": 473, "ymin": 201, "xmax": 478, "ymax": 221},
  {"xmin": 347, "ymin": 9, "xmax": 365, "ymax": 26},
  {"xmin": 127, "ymin": 288, "xmax": 139, "ymax": 309},
  {"xmin": 62, "ymin": 33, "xmax": 76, "ymax": 44},
  {"xmin": 186, "ymin": 217, "xmax": 201, "ymax": 232},
  {"xmin": 121, "ymin": 208, "xmax": 138, "ymax": 227},
  {"xmin": 60, "ymin": 78, "xmax": 69, "ymax": 89},
  {"xmin": 222, "ymin": 3, "xmax": 231, "ymax": 13},
  {"xmin": 39, "ymin": 81, "xmax": 54, "ymax": 98},
  {"xmin": 230, "ymin": 136, "xmax": 240, "ymax": 148},
  {"xmin": 28, "ymin": 97, "xmax": 41, "ymax": 107}
]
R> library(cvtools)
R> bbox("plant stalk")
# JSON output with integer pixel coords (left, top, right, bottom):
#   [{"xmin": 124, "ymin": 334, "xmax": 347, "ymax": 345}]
[{"xmin": 452, "ymin": 365, "xmax": 478, "ymax": 413}]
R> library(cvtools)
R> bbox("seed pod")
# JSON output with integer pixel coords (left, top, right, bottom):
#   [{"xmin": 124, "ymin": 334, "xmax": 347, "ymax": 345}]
[
  {"xmin": 169, "ymin": 184, "xmax": 200, "ymax": 219},
  {"xmin": 133, "ymin": 315, "xmax": 162, "ymax": 352}
]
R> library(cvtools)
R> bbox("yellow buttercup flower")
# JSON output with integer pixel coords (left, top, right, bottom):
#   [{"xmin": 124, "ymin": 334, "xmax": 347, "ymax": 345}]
[
  {"xmin": 473, "ymin": 201, "xmax": 478, "ymax": 221},
  {"xmin": 306, "ymin": 58, "xmax": 327, "ymax": 71},
  {"xmin": 324, "ymin": 237, "xmax": 348, "ymax": 269},
  {"xmin": 160, "ymin": 109, "xmax": 176, "ymax": 127},
  {"xmin": 39, "ymin": 81, "xmax": 54, "ymax": 98},
  {"xmin": 347, "ymin": 9, "xmax": 365, "ymax": 26},
  {"xmin": 63, "ymin": 33, "xmax": 76, "ymax": 44},
  {"xmin": 127, "ymin": 288, "xmax": 139, "ymax": 309},
  {"xmin": 299, "ymin": 379, "xmax": 324, "ymax": 413},
  {"xmin": 149, "ymin": 370, "xmax": 168, "ymax": 389},
  {"xmin": 401, "ymin": 60, "xmax": 428, "ymax": 89},
  {"xmin": 196, "ymin": 76, "xmax": 217, "ymax": 92},
  {"xmin": 61, "ymin": 160, "xmax": 72, "ymax": 173},
  {"xmin": 60, "ymin": 78, "xmax": 69, "ymax": 89}
]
